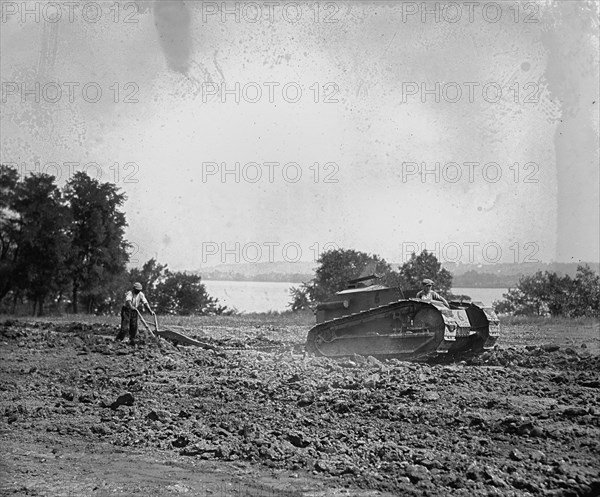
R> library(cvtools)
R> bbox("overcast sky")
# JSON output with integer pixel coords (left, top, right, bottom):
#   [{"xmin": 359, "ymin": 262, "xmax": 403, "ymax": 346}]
[{"xmin": 1, "ymin": 1, "xmax": 598, "ymax": 270}]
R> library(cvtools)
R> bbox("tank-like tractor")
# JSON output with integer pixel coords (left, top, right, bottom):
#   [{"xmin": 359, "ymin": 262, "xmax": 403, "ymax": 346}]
[{"xmin": 305, "ymin": 275, "xmax": 499, "ymax": 360}]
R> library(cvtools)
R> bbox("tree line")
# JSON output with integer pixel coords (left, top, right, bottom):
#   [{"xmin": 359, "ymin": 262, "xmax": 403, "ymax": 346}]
[
  {"xmin": 494, "ymin": 266, "xmax": 599, "ymax": 317},
  {"xmin": 3, "ymin": 164, "xmax": 596, "ymax": 318},
  {"xmin": 289, "ymin": 248, "xmax": 599, "ymax": 319},
  {"xmin": 448, "ymin": 262, "xmax": 600, "ymax": 289},
  {"xmin": 288, "ymin": 249, "xmax": 454, "ymax": 311},
  {"xmin": 0, "ymin": 165, "xmax": 227, "ymax": 316}
]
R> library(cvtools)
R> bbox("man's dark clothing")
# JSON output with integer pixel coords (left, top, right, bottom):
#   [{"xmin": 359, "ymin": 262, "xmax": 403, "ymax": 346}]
[{"xmin": 117, "ymin": 305, "xmax": 138, "ymax": 343}]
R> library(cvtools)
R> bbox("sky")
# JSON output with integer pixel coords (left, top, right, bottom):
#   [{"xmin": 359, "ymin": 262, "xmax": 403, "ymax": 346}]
[{"xmin": 1, "ymin": 0, "xmax": 598, "ymax": 270}]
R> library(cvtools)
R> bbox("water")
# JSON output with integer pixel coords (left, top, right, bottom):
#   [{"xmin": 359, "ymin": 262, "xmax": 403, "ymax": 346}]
[
  {"xmin": 451, "ymin": 287, "xmax": 509, "ymax": 304},
  {"xmin": 452, "ymin": 288, "xmax": 508, "ymax": 305},
  {"xmin": 203, "ymin": 280, "xmax": 297, "ymax": 313},
  {"xmin": 203, "ymin": 280, "xmax": 509, "ymax": 313}
]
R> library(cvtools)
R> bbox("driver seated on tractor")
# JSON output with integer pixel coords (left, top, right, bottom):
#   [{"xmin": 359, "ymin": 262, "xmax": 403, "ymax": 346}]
[
  {"xmin": 116, "ymin": 282, "xmax": 155, "ymax": 345},
  {"xmin": 416, "ymin": 279, "xmax": 449, "ymax": 307}
]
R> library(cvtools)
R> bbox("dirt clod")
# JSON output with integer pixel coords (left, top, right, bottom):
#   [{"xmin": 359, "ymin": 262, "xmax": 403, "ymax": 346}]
[{"xmin": 109, "ymin": 392, "xmax": 134, "ymax": 410}]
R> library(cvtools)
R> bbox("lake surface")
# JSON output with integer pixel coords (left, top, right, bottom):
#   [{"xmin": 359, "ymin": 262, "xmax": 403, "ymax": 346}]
[
  {"xmin": 203, "ymin": 280, "xmax": 509, "ymax": 313},
  {"xmin": 451, "ymin": 287, "xmax": 509, "ymax": 304}
]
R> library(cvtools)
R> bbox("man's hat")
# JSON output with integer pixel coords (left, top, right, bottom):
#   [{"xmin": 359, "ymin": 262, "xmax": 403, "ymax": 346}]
[
  {"xmin": 422, "ymin": 279, "xmax": 434, "ymax": 286},
  {"xmin": 133, "ymin": 282, "xmax": 143, "ymax": 290}
]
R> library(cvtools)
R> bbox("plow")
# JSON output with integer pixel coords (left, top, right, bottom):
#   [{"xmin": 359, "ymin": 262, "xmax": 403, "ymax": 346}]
[{"xmin": 135, "ymin": 310, "xmax": 217, "ymax": 350}]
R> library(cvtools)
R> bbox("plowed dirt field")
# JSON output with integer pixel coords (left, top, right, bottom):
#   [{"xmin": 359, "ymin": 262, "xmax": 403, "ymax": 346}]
[{"xmin": 1, "ymin": 317, "xmax": 599, "ymax": 496}]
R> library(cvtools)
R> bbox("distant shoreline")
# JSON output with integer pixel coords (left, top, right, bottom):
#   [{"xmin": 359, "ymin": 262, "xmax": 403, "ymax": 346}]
[
  {"xmin": 452, "ymin": 285, "xmax": 512, "ymax": 290},
  {"xmin": 202, "ymin": 278, "xmax": 511, "ymax": 290},
  {"xmin": 199, "ymin": 261, "xmax": 600, "ymax": 288},
  {"xmin": 201, "ymin": 275, "xmax": 310, "ymax": 284}
]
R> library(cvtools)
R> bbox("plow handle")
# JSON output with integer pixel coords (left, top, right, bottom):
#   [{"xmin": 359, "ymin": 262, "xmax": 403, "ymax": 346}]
[{"xmin": 135, "ymin": 309, "xmax": 157, "ymax": 339}]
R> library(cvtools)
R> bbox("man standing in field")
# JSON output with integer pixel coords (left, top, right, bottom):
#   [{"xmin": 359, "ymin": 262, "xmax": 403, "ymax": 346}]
[
  {"xmin": 116, "ymin": 282, "xmax": 155, "ymax": 345},
  {"xmin": 417, "ymin": 278, "xmax": 449, "ymax": 307}
]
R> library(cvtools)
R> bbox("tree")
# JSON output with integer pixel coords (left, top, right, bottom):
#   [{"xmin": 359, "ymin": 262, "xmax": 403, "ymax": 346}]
[
  {"xmin": 125, "ymin": 259, "xmax": 230, "ymax": 316},
  {"xmin": 493, "ymin": 265, "xmax": 599, "ymax": 318},
  {"xmin": 11, "ymin": 174, "xmax": 72, "ymax": 315},
  {"xmin": 154, "ymin": 271, "xmax": 224, "ymax": 315},
  {"xmin": 398, "ymin": 251, "xmax": 453, "ymax": 294},
  {"xmin": 128, "ymin": 258, "xmax": 168, "ymax": 297},
  {"xmin": 0, "ymin": 167, "xmax": 236, "ymax": 317},
  {"xmin": 0, "ymin": 165, "xmax": 20, "ymax": 302},
  {"xmin": 566, "ymin": 265, "xmax": 600, "ymax": 317},
  {"xmin": 494, "ymin": 271, "xmax": 557, "ymax": 316},
  {"xmin": 544, "ymin": 271, "xmax": 572, "ymax": 316},
  {"xmin": 64, "ymin": 172, "xmax": 129, "ymax": 313},
  {"xmin": 310, "ymin": 249, "xmax": 393, "ymax": 303},
  {"xmin": 92, "ymin": 270, "xmax": 131, "ymax": 315},
  {"xmin": 288, "ymin": 284, "xmax": 311, "ymax": 312},
  {"xmin": 493, "ymin": 288, "xmax": 525, "ymax": 316},
  {"xmin": 289, "ymin": 248, "xmax": 394, "ymax": 310},
  {"xmin": 288, "ymin": 248, "xmax": 454, "ymax": 311}
]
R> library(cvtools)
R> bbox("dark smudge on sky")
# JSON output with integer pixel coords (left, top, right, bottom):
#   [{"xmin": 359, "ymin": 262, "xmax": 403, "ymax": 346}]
[{"xmin": 153, "ymin": 0, "xmax": 192, "ymax": 74}]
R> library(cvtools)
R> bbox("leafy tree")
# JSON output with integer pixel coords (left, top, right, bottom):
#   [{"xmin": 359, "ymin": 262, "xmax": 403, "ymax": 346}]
[
  {"xmin": 289, "ymin": 248, "xmax": 394, "ymax": 310},
  {"xmin": 0, "ymin": 165, "xmax": 18, "ymax": 211},
  {"xmin": 11, "ymin": 174, "xmax": 72, "ymax": 315},
  {"xmin": 311, "ymin": 249, "xmax": 393, "ymax": 302},
  {"xmin": 493, "ymin": 288, "xmax": 535, "ymax": 316},
  {"xmin": 544, "ymin": 271, "xmax": 572, "ymax": 316},
  {"xmin": 92, "ymin": 270, "xmax": 131, "ymax": 315},
  {"xmin": 398, "ymin": 251, "xmax": 453, "ymax": 294},
  {"xmin": 0, "ymin": 165, "xmax": 20, "ymax": 301},
  {"xmin": 124, "ymin": 259, "xmax": 230, "ymax": 315},
  {"xmin": 127, "ymin": 258, "xmax": 168, "ymax": 297},
  {"xmin": 289, "ymin": 284, "xmax": 311, "ymax": 312},
  {"xmin": 64, "ymin": 172, "xmax": 129, "ymax": 313},
  {"xmin": 494, "ymin": 271, "xmax": 560, "ymax": 316},
  {"xmin": 566, "ymin": 265, "xmax": 600, "ymax": 317},
  {"xmin": 289, "ymin": 248, "xmax": 454, "ymax": 311},
  {"xmin": 154, "ymin": 271, "xmax": 223, "ymax": 315},
  {"xmin": 493, "ymin": 265, "xmax": 599, "ymax": 318},
  {"xmin": 0, "ymin": 167, "xmax": 234, "ymax": 317},
  {"xmin": 519, "ymin": 271, "xmax": 555, "ymax": 315}
]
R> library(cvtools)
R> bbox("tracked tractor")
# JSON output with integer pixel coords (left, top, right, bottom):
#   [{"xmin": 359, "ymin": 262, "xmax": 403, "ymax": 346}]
[{"xmin": 305, "ymin": 275, "xmax": 499, "ymax": 360}]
